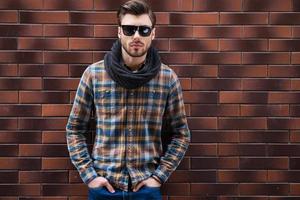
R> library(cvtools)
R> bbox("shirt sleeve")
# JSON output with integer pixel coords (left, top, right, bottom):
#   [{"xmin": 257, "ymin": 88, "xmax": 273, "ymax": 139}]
[
  {"xmin": 66, "ymin": 66, "xmax": 98, "ymax": 184},
  {"xmin": 152, "ymin": 70, "xmax": 191, "ymax": 183}
]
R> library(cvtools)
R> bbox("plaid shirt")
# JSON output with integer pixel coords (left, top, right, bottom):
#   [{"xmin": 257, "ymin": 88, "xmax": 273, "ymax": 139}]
[{"xmin": 66, "ymin": 60, "xmax": 190, "ymax": 191}]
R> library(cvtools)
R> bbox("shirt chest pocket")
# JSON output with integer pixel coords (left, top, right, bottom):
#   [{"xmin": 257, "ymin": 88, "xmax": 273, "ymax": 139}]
[{"xmin": 95, "ymin": 89, "xmax": 121, "ymax": 118}]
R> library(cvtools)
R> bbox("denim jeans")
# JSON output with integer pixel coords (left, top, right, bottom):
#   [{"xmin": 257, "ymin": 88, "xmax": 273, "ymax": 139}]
[{"xmin": 88, "ymin": 185, "xmax": 162, "ymax": 200}]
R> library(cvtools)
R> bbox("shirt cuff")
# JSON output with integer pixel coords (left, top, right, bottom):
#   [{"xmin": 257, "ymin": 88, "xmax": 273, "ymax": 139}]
[
  {"xmin": 79, "ymin": 166, "xmax": 98, "ymax": 184},
  {"xmin": 152, "ymin": 166, "xmax": 171, "ymax": 184}
]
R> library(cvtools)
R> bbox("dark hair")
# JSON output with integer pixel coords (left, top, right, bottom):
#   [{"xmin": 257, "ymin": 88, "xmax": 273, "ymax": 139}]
[{"xmin": 117, "ymin": 0, "xmax": 156, "ymax": 27}]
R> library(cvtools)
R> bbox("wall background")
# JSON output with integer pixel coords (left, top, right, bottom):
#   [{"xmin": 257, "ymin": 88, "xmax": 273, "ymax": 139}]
[{"xmin": 0, "ymin": 0, "xmax": 300, "ymax": 199}]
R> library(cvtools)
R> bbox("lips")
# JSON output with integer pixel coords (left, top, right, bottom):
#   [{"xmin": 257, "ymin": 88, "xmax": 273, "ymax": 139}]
[{"xmin": 130, "ymin": 42, "xmax": 144, "ymax": 47}]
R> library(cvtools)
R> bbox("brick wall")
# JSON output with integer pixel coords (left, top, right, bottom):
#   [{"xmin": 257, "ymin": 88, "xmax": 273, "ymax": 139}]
[{"xmin": 0, "ymin": 0, "xmax": 300, "ymax": 199}]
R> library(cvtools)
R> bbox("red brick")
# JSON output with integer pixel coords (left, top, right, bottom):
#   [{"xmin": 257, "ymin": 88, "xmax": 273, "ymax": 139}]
[
  {"xmin": 19, "ymin": 91, "xmax": 69, "ymax": 103},
  {"xmin": 240, "ymin": 131, "xmax": 289, "ymax": 143},
  {"xmin": 191, "ymin": 183, "xmax": 238, "ymax": 195},
  {"xmin": 186, "ymin": 144, "xmax": 217, "ymax": 156},
  {"xmin": 160, "ymin": 52, "xmax": 192, "ymax": 64},
  {"xmin": 169, "ymin": 170, "xmax": 216, "ymax": 183},
  {"xmin": 290, "ymin": 131, "xmax": 300, "ymax": 142},
  {"xmin": 19, "ymin": 118, "xmax": 67, "ymax": 130},
  {"xmin": 190, "ymin": 104, "xmax": 240, "ymax": 117},
  {"xmin": 270, "ymin": 39, "xmax": 300, "ymax": 51},
  {"xmin": 0, "ymin": 11, "xmax": 18, "ymax": 23},
  {"xmin": 94, "ymin": 25, "xmax": 118, "ymax": 37},
  {"xmin": 243, "ymin": 53, "xmax": 290, "ymax": 64},
  {"xmin": 220, "ymin": 39, "xmax": 268, "ymax": 51},
  {"xmin": 69, "ymin": 38, "xmax": 115, "ymax": 50},
  {"xmin": 244, "ymin": 26, "xmax": 292, "ymax": 38},
  {"xmin": 183, "ymin": 91, "xmax": 218, "ymax": 103},
  {"xmin": 0, "ymin": 119, "xmax": 18, "ymax": 130},
  {"xmin": 0, "ymin": 64, "xmax": 18, "ymax": 76},
  {"xmin": 0, "ymin": 131, "xmax": 41, "ymax": 144},
  {"xmin": 242, "ymin": 79, "xmax": 291, "ymax": 90},
  {"xmin": 187, "ymin": 117, "xmax": 217, "ymax": 129},
  {"xmin": 0, "ymin": 52, "xmax": 43, "ymax": 64},
  {"xmin": 269, "ymin": 65, "xmax": 300, "ymax": 77},
  {"xmin": 44, "ymin": 52, "xmax": 93, "ymax": 64},
  {"xmin": 220, "ymin": 91, "xmax": 268, "ymax": 103},
  {"xmin": 0, "ymin": 25, "xmax": 43, "ymax": 37},
  {"xmin": 291, "ymin": 79, "xmax": 300, "ymax": 90},
  {"xmin": 0, "ymin": 105, "xmax": 41, "ymax": 117},
  {"xmin": 42, "ymin": 131, "xmax": 67, "ymax": 144},
  {"xmin": 193, "ymin": 26, "xmax": 242, "ymax": 38},
  {"xmin": 44, "ymin": 25, "xmax": 94, "ymax": 37},
  {"xmin": 0, "ymin": 78, "xmax": 42, "ymax": 90},
  {"xmin": 70, "ymin": 12, "xmax": 117, "ymax": 24},
  {"xmin": 44, "ymin": 0, "xmax": 93, "ymax": 10},
  {"xmin": 191, "ymin": 157, "xmax": 239, "ymax": 169},
  {"xmin": 270, "ymin": 13, "xmax": 300, "ymax": 25},
  {"xmin": 192, "ymin": 78, "xmax": 241, "ymax": 90},
  {"xmin": 241, "ymin": 105, "xmax": 289, "ymax": 117},
  {"xmin": 268, "ymin": 118, "xmax": 300, "ymax": 129},
  {"xmin": 0, "ymin": 158, "xmax": 41, "ymax": 170},
  {"xmin": 220, "ymin": 13, "xmax": 268, "ymax": 25},
  {"xmin": 0, "ymin": 185, "xmax": 40, "ymax": 196},
  {"xmin": 193, "ymin": 0, "xmax": 241, "ymax": 11},
  {"xmin": 240, "ymin": 158, "xmax": 289, "ymax": 169},
  {"xmin": 20, "ymin": 11, "xmax": 69, "ymax": 24},
  {"xmin": 43, "ymin": 78, "xmax": 79, "ymax": 90},
  {"xmin": 192, "ymin": 53, "xmax": 241, "ymax": 64},
  {"xmin": 19, "ymin": 64, "xmax": 69, "ymax": 77},
  {"xmin": 42, "ymin": 158, "xmax": 74, "ymax": 170},
  {"xmin": 218, "ymin": 144, "xmax": 266, "ymax": 156},
  {"xmin": 18, "ymin": 38, "xmax": 68, "ymax": 50},
  {"xmin": 42, "ymin": 184, "xmax": 87, "ymax": 196},
  {"xmin": 240, "ymin": 184, "xmax": 289, "ymax": 195},
  {"xmin": 0, "ymin": 0, "xmax": 43, "ymax": 9},
  {"xmin": 192, "ymin": 130, "xmax": 239, "ymax": 142},
  {"xmin": 218, "ymin": 117, "xmax": 267, "ymax": 129},
  {"xmin": 290, "ymin": 184, "xmax": 300, "ymax": 195},
  {"xmin": 292, "ymin": 52, "xmax": 300, "ymax": 64},
  {"xmin": 219, "ymin": 65, "xmax": 267, "ymax": 78},
  {"xmin": 20, "ymin": 171, "xmax": 68, "ymax": 183},
  {"xmin": 171, "ymin": 65, "xmax": 218, "ymax": 78},
  {"xmin": 269, "ymin": 92, "xmax": 300, "ymax": 103},
  {"xmin": 170, "ymin": 13, "xmax": 218, "ymax": 25},
  {"xmin": 243, "ymin": 0, "xmax": 292, "ymax": 11},
  {"xmin": 42, "ymin": 104, "xmax": 71, "ymax": 117},
  {"xmin": 218, "ymin": 170, "xmax": 267, "ymax": 182},
  {"xmin": 156, "ymin": 26, "xmax": 193, "ymax": 38},
  {"xmin": 170, "ymin": 39, "xmax": 218, "ymax": 51}
]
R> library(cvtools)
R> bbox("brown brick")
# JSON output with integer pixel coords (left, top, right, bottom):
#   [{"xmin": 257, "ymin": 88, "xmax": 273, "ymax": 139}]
[
  {"xmin": 240, "ymin": 158, "xmax": 288, "ymax": 169},
  {"xmin": 220, "ymin": 91, "xmax": 268, "ymax": 103},
  {"xmin": 243, "ymin": 53, "xmax": 290, "ymax": 64},
  {"xmin": 268, "ymin": 170, "xmax": 300, "ymax": 182},
  {"xmin": 19, "ymin": 144, "xmax": 68, "ymax": 157},
  {"xmin": 219, "ymin": 65, "xmax": 267, "ymax": 78},
  {"xmin": 0, "ymin": 119, "xmax": 18, "ymax": 130},
  {"xmin": 20, "ymin": 171, "xmax": 68, "ymax": 183},
  {"xmin": 191, "ymin": 183, "xmax": 238, "ymax": 195},
  {"xmin": 18, "ymin": 38, "xmax": 68, "ymax": 50},
  {"xmin": 218, "ymin": 117, "xmax": 267, "ymax": 129},
  {"xmin": 42, "ymin": 158, "xmax": 74, "ymax": 170},
  {"xmin": 42, "ymin": 184, "xmax": 87, "ymax": 196},
  {"xmin": 269, "ymin": 65, "xmax": 300, "ymax": 77},
  {"xmin": 268, "ymin": 92, "xmax": 300, "ymax": 103},
  {"xmin": 43, "ymin": 78, "xmax": 79, "ymax": 90},
  {"xmin": 44, "ymin": 52, "xmax": 93, "ymax": 64},
  {"xmin": 243, "ymin": 0, "xmax": 292, "ymax": 11},
  {"xmin": 270, "ymin": 39, "xmax": 300, "ymax": 51},
  {"xmin": 191, "ymin": 157, "xmax": 239, "ymax": 169},
  {"xmin": 183, "ymin": 91, "xmax": 218, "ymax": 103},
  {"xmin": 42, "ymin": 131, "xmax": 67, "ymax": 144},
  {"xmin": 69, "ymin": 38, "xmax": 115, "ymax": 51},
  {"xmin": 0, "ymin": 64, "xmax": 18, "ymax": 76},
  {"xmin": 0, "ymin": 38, "xmax": 17, "ymax": 50},
  {"xmin": 0, "ymin": 105, "xmax": 41, "ymax": 117},
  {"xmin": 42, "ymin": 104, "xmax": 71, "ymax": 117},
  {"xmin": 19, "ymin": 91, "xmax": 69, "ymax": 103},
  {"xmin": 193, "ymin": 26, "xmax": 242, "ymax": 38},
  {"xmin": 170, "ymin": 39, "xmax": 218, "ymax": 51},
  {"xmin": 171, "ymin": 65, "xmax": 218, "ymax": 78},
  {"xmin": 218, "ymin": 170, "xmax": 267, "ymax": 182},
  {"xmin": 192, "ymin": 130, "xmax": 239, "ymax": 142},
  {"xmin": 240, "ymin": 184, "xmax": 289, "ymax": 195},
  {"xmin": 160, "ymin": 52, "xmax": 192, "ymax": 64},
  {"xmin": 0, "ymin": 131, "xmax": 41, "ymax": 144},
  {"xmin": 220, "ymin": 39, "xmax": 268, "ymax": 51},
  {"xmin": 190, "ymin": 104, "xmax": 239, "ymax": 117},
  {"xmin": 244, "ymin": 26, "xmax": 291, "ymax": 38},
  {"xmin": 0, "ymin": 184, "xmax": 40, "ymax": 196},
  {"xmin": 0, "ymin": 78, "xmax": 42, "ymax": 90},
  {"xmin": 0, "ymin": 52, "xmax": 43, "ymax": 64},
  {"xmin": 0, "ymin": 145, "xmax": 18, "ymax": 156},
  {"xmin": 220, "ymin": 13, "xmax": 268, "ymax": 25},
  {"xmin": 70, "ymin": 12, "xmax": 117, "ymax": 24},
  {"xmin": 292, "ymin": 79, "xmax": 300, "ymax": 90},
  {"xmin": 44, "ymin": 25, "xmax": 94, "ymax": 37},
  {"xmin": 20, "ymin": 11, "xmax": 69, "ymax": 24},
  {"xmin": 192, "ymin": 78, "xmax": 241, "ymax": 90},
  {"xmin": 291, "ymin": 158, "xmax": 300, "ymax": 169},
  {"xmin": 156, "ymin": 26, "xmax": 193, "ymax": 38},
  {"xmin": 19, "ymin": 64, "xmax": 69, "ymax": 77},
  {"xmin": 168, "ymin": 170, "xmax": 216, "ymax": 183},
  {"xmin": 290, "ymin": 184, "xmax": 300, "ymax": 195},
  {"xmin": 0, "ymin": 0, "xmax": 43, "ymax": 9},
  {"xmin": 268, "ymin": 144, "xmax": 300, "ymax": 156},
  {"xmin": 44, "ymin": 0, "xmax": 93, "ymax": 10},
  {"xmin": 0, "ymin": 158, "xmax": 41, "ymax": 170},
  {"xmin": 241, "ymin": 105, "xmax": 289, "ymax": 117},
  {"xmin": 162, "ymin": 183, "xmax": 190, "ymax": 196},
  {"xmin": 170, "ymin": 13, "xmax": 218, "ymax": 25},
  {"xmin": 187, "ymin": 117, "xmax": 217, "ymax": 130},
  {"xmin": 271, "ymin": 13, "xmax": 300, "ymax": 25},
  {"xmin": 194, "ymin": 0, "xmax": 241, "ymax": 11},
  {"xmin": 0, "ymin": 172, "xmax": 18, "ymax": 183},
  {"xmin": 19, "ymin": 118, "xmax": 67, "ymax": 130},
  {"xmin": 0, "ymin": 25, "xmax": 43, "ymax": 37},
  {"xmin": 242, "ymin": 79, "xmax": 291, "ymax": 90},
  {"xmin": 290, "ymin": 131, "xmax": 300, "ymax": 143},
  {"xmin": 240, "ymin": 131, "xmax": 289, "ymax": 143},
  {"xmin": 0, "ymin": 11, "xmax": 17, "ymax": 23},
  {"xmin": 192, "ymin": 53, "xmax": 241, "ymax": 64},
  {"xmin": 218, "ymin": 144, "xmax": 266, "ymax": 156},
  {"xmin": 186, "ymin": 144, "xmax": 217, "ymax": 156},
  {"xmin": 292, "ymin": 52, "xmax": 300, "ymax": 64}
]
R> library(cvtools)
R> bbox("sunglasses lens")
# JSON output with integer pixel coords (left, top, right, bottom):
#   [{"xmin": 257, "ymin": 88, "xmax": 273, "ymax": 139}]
[
  {"xmin": 139, "ymin": 26, "xmax": 151, "ymax": 36},
  {"xmin": 122, "ymin": 25, "xmax": 137, "ymax": 36},
  {"xmin": 121, "ymin": 25, "xmax": 152, "ymax": 37}
]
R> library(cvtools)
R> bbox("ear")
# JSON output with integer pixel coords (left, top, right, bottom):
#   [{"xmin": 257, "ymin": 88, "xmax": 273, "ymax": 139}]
[
  {"xmin": 151, "ymin": 27, "xmax": 156, "ymax": 40},
  {"xmin": 118, "ymin": 26, "xmax": 121, "ymax": 39}
]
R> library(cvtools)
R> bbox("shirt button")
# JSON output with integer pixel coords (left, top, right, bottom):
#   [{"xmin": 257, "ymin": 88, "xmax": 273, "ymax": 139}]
[{"xmin": 130, "ymin": 92, "xmax": 134, "ymax": 96}]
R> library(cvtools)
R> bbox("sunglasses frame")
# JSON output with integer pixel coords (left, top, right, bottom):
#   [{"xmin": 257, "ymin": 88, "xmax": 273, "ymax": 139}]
[{"xmin": 121, "ymin": 25, "xmax": 153, "ymax": 37}]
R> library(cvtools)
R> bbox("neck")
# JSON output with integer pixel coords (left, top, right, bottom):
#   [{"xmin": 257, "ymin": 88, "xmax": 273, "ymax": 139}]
[{"xmin": 122, "ymin": 48, "xmax": 147, "ymax": 71}]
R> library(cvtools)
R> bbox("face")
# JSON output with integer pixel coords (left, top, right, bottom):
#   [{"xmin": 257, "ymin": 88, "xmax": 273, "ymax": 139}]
[{"xmin": 118, "ymin": 14, "xmax": 155, "ymax": 58}]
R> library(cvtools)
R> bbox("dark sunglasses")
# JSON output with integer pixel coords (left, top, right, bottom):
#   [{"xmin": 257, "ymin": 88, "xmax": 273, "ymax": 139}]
[{"xmin": 121, "ymin": 25, "xmax": 152, "ymax": 37}]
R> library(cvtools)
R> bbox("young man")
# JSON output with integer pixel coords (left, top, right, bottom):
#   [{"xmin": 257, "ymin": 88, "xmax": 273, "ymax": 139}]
[{"xmin": 66, "ymin": 0, "xmax": 190, "ymax": 199}]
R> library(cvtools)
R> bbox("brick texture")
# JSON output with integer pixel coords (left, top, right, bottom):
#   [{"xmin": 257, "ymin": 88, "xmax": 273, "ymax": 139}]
[{"xmin": 0, "ymin": 0, "xmax": 300, "ymax": 199}]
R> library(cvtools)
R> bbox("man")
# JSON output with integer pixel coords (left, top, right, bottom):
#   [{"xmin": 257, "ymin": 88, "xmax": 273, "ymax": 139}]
[{"xmin": 66, "ymin": 0, "xmax": 190, "ymax": 199}]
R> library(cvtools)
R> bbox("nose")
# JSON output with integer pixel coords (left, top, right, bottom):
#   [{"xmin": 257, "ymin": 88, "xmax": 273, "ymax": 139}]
[{"xmin": 133, "ymin": 29, "xmax": 140, "ymax": 38}]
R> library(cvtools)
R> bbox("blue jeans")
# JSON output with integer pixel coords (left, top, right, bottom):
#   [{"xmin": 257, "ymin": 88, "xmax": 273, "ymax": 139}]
[{"xmin": 88, "ymin": 186, "xmax": 162, "ymax": 200}]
